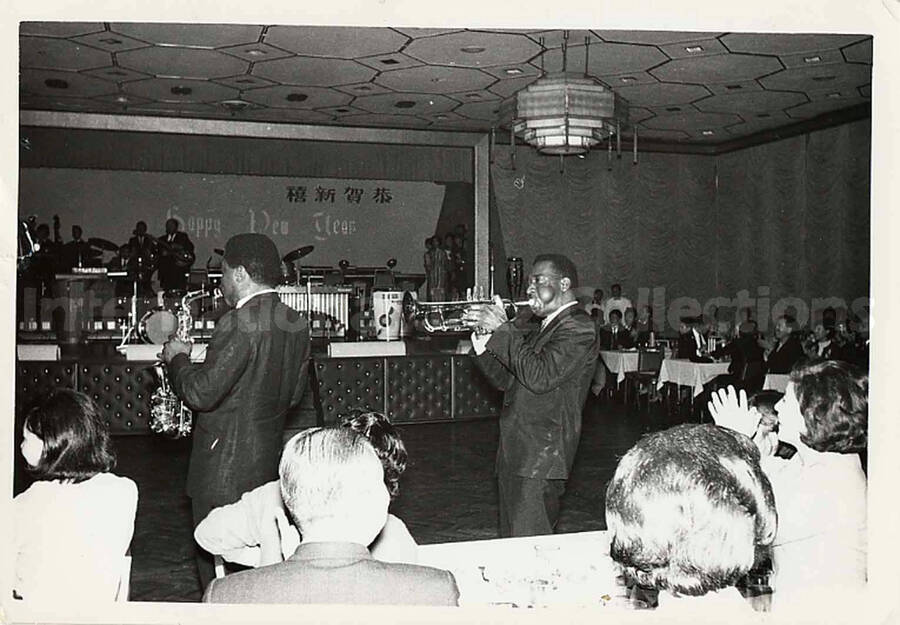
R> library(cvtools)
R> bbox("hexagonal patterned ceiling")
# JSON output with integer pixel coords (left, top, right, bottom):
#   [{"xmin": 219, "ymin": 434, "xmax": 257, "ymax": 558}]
[{"xmin": 19, "ymin": 23, "xmax": 872, "ymax": 148}]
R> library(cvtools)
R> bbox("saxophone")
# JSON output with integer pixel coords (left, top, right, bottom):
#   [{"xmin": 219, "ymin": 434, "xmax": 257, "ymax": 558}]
[{"xmin": 149, "ymin": 289, "xmax": 212, "ymax": 438}]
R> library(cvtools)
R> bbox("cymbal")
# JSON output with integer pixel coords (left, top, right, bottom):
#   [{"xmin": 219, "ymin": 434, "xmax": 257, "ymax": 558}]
[
  {"xmin": 88, "ymin": 237, "xmax": 120, "ymax": 252},
  {"xmin": 282, "ymin": 245, "xmax": 315, "ymax": 264}
]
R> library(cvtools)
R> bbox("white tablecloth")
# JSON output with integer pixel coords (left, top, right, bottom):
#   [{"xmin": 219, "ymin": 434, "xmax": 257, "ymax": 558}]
[
  {"xmin": 599, "ymin": 350, "xmax": 639, "ymax": 384},
  {"xmin": 763, "ymin": 373, "xmax": 790, "ymax": 392},
  {"xmin": 418, "ymin": 531, "xmax": 620, "ymax": 607},
  {"xmin": 656, "ymin": 358, "xmax": 730, "ymax": 397}
]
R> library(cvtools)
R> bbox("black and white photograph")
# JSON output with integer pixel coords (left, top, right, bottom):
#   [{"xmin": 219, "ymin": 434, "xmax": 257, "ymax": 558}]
[{"xmin": 3, "ymin": 2, "xmax": 899, "ymax": 623}]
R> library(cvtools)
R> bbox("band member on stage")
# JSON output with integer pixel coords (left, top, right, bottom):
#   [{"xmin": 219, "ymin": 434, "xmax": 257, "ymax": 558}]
[
  {"xmin": 62, "ymin": 225, "xmax": 96, "ymax": 270},
  {"xmin": 156, "ymin": 218, "xmax": 195, "ymax": 292},
  {"xmin": 127, "ymin": 221, "xmax": 156, "ymax": 296},
  {"xmin": 160, "ymin": 232, "xmax": 311, "ymax": 591},
  {"xmin": 464, "ymin": 254, "xmax": 599, "ymax": 537}
]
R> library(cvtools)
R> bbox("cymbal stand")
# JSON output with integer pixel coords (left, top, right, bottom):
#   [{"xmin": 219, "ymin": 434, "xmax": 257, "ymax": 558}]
[{"xmin": 116, "ymin": 276, "xmax": 140, "ymax": 353}]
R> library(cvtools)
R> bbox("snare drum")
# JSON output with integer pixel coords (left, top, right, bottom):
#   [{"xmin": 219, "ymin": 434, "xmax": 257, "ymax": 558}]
[{"xmin": 139, "ymin": 308, "xmax": 178, "ymax": 345}]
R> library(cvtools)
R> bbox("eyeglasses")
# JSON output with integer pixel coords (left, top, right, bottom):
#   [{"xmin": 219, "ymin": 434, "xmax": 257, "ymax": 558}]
[{"xmin": 528, "ymin": 273, "xmax": 561, "ymax": 287}]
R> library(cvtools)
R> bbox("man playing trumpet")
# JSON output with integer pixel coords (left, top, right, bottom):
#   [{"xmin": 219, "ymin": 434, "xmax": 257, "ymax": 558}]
[{"xmin": 463, "ymin": 254, "xmax": 599, "ymax": 537}]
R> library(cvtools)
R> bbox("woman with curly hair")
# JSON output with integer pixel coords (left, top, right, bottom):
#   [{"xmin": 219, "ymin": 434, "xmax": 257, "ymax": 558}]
[
  {"xmin": 14, "ymin": 390, "xmax": 138, "ymax": 602},
  {"xmin": 708, "ymin": 360, "xmax": 867, "ymax": 602}
]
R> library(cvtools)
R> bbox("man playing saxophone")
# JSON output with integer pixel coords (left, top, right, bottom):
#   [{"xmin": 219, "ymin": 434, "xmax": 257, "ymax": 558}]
[{"xmin": 160, "ymin": 233, "xmax": 310, "ymax": 590}]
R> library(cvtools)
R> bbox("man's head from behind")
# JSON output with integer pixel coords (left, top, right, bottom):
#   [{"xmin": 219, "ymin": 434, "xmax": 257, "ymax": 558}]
[
  {"xmin": 606, "ymin": 424, "xmax": 776, "ymax": 597},
  {"xmin": 279, "ymin": 427, "xmax": 389, "ymax": 547},
  {"xmin": 220, "ymin": 233, "xmax": 282, "ymax": 306}
]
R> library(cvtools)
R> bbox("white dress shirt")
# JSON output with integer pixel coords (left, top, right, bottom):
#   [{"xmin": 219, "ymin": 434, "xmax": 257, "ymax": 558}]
[
  {"xmin": 472, "ymin": 300, "xmax": 578, "ymax": 355},
  {"xmin": 236, "ymin": 288, "xmax": 278, "ymax": 310}
]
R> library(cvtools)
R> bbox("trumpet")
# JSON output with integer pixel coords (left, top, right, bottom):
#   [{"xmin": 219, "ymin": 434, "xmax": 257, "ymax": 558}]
[{"xmin": 402, "ymin": 291, "xmax": 532, "ymax": 333}]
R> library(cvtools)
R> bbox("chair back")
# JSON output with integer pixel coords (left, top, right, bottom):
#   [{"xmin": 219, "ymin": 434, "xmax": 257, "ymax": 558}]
[
  {"xmin": 740, "ymin": 360, "xmax": 765, "ymax": 392},
  {"xmin": 637, "ymin": 349, "xmax": 664, "ymax": 374}
]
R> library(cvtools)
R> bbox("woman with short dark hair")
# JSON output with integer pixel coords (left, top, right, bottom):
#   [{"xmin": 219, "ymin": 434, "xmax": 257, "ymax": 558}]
[
  {"xmin": 14, "ymin": 390, "xmax": 138, "ymax": 602},
  {"xmin": 708, "ymin": 360, "xmax": 867, "ymax": 604}
]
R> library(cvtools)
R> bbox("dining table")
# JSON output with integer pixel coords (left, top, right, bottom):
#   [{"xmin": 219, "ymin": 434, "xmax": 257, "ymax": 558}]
[
  {"xmin": 656, "ymin": 358, "xmax": 731, "ymax": 397},
  {"xmin": 417, "ymin": 530, "xmax": 629, "ymax": 608},
  {"xmin": 763, "ymin": 373, "xmax": 790, "ymax": 392},
  {"xmin": 599, "ymin": 349, "xmax": 640, "ymax": 384}
]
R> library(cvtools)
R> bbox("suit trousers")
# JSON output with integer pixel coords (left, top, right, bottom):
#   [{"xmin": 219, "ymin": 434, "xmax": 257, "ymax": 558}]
[
  {"xmin": 497, "ymin": 471, "xmax": 566, "ymax": 537},
  {"xmin": 191, "ymin": 496, "xmax": 217, "ymax": 592}
]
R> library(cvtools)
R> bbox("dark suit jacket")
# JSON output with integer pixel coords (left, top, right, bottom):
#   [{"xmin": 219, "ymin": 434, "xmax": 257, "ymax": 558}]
[
  {"xmin": 203, "ymin": 542, "xmax": 459, "ymax": 605},
  {"xmin": 598, "ymin": 325, "xmax": 634, "ymax": 350},
  {"xmin": 169, "ymin": 292, "xmax": 310, "ymax": 507},
  {"xmin": 676, "ymin": 329, "xmax": 704, "ymax": 360},
  {"xmin": 156, "ymin": 231, "xmax": 195, "ymax": 290},
  {"xmin": 766, "ymin": 334, "xmax": 805, "ymax": 374},
  {"xmin": 475, "ymin": 304, "xmax": 599, "ymax": 480},
  {"xmin": 714, "ymin": 333, "xmax": 765, "ymax": 376}
]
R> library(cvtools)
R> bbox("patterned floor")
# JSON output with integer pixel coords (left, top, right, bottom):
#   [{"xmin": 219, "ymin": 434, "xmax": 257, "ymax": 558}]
[{"xmin": 110, "ymin": 394, "xmax": 688, "ymax": 602}]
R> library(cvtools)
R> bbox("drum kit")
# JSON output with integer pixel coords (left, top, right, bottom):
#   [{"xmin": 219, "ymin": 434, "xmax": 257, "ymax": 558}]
[{"xmin": 114, "ymin": 243, "xmax": 318, "ymax": 348}]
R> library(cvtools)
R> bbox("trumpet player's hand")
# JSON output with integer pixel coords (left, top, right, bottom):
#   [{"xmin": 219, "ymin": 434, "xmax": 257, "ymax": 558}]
[
  {"xmin": 160, "ymin": 339, "xmax": 191, "ymax": 364},
  {"xmin": 463, "ymin": 295, "xmax": 508, "ymax": 334}
]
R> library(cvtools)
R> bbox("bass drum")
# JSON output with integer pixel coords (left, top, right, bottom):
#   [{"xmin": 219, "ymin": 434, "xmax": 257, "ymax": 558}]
[{"xmin": 139, "ymin": 308, "xmax": 178, "ymax": 345}]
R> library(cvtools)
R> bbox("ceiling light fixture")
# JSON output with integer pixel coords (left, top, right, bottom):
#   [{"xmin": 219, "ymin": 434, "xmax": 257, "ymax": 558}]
[
  {"xmin": 394, "ymin": 100, "xmax": 416, "ymax": 109},
  {"xmin": 701, "ymin": 129, "xmax": 714, "ymax": 135},
  {"xmin": 504, "ymin": 68, "xmax": 523, "ymax": 75},
  {"xmin": 826, "ymin": 92, "xmax": 842, "ymax": 99},
  {"xmin": 45, "ymin": 78, "xmax": 69, "ymax": 89},
  {"xmin": 505, "ymin": 31, "xmax": 632, "ymax": 158},
  {"xmin": 170, "ymin": 85, "xmax": 193, "ymax": 96},
  {"xmin": 684, "ymin": 45, "xmax": 704, "ymax": 53},
  {"xmin": 286, "ymin": 92, "xmax": 308, "ymax": 102},
  {"xmin": 245, "ymin": 49, "xmax": 267, "ymax": 57},
  {"xmin": 460, "ymin": 46, "xmax": 486, "ymax": 53},
  {"xmin": 620, "ymin": 76, "xmax": 637, "ymax": 83},
  {"xmin": 803, "ymin": 55, "xmax": 822, "ymax": 63}
]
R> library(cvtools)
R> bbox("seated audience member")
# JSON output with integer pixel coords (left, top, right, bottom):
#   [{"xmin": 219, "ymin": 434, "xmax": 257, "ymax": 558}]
[
  {"xmin": 708, "ymin": 361, "xmax": 867, "ymax": 604},
  {"xmin": 811, "ymin": 323, "xmax": 837, "ymax": 359},
  {"xmin": 633, "ymin": 305, "xmax": 655, "ymax": 345},
  {"xmin": 676, "ymin": 316, "xmax": 706, "ymax": 360},
  {"xmin": 747, "ymin": 390, "xmax": 797, "ymax": 460},
  {"xmin": 599, "ymin": 309, "xmax": 634, "ymax": 350},
  {"xmin": 14, "ymin": 390, "xmax": 138, "ymax": 603},
  {"xmin": 606, "ymin": 424, "xmax": 776, "ymax": 613},
  {"xmin": 203, "ymin": 427, "xmax": 459, "ymax": 605},
  {"xmin": 764, "ymin": 315, "xmax": 805, "ymax": 374},
  {"xmin": 195, "ymin": 411, "xmax": 418, "ymax": 568},
  {"xmin": 707, "ymin": 321, "xmax": 765, "ymax": 392}
]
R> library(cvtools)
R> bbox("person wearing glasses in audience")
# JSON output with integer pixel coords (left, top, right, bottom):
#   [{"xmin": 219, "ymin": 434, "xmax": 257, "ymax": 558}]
[{"xmin": 464, "ymin": 254, "xmax": 598, "ymax": 537}]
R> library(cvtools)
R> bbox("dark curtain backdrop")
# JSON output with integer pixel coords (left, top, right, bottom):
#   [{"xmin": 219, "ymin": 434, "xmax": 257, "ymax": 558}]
[
  {"xmin": 491, "ymin": 119, "xmax": 870, "ymax": 329},
  {"xmin": 19, "ymin": 127, "xmax": 473, "ymax": 183}
]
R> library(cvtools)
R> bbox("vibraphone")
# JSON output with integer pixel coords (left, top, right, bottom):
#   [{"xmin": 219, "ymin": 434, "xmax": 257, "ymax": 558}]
[{"xmin": 276, "ymin": 285, "xmax": 354, "ymax": 338}]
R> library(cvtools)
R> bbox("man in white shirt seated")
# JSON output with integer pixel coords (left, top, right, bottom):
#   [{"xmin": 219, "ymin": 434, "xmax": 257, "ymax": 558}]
[
  {"xmin": 194, "ymin": 411, "xmax": 418, "ymax": 569},
  {"xmin": 602, "ymin": 283, "xmax": 633, "ymax": 322}
]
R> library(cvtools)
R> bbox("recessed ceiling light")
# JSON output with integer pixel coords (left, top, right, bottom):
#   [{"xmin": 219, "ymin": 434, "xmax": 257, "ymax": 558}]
[
  {"xmin": 221, "ymin": 100, "xmax": 250, "ymax": 110},
  {"xmin": 44, "ymin": 78, "xmax": 69, "ymax": 89},
  {"xmin": 465, "ymin": 93, "xmax": 482, "ymax": 99},
  {"xmin": 684, "ymin": 45, "xmax": 704, "ymax": 53},
  {"xmin": 106, "ymin": 70, "xmax": 127, "ymax": 77},
  {"xmin": 665, "ymin": 106, "xmax": 681, "ymax": 112},
  {"xmin": 286, "ymin": 92, "xmax": 308, "ymax": 102},
  {"xmin": 826, "ymin": 92, "xmax": 842, "ymax": 99},
  {"xmin": 114, "ymin": 95, "xmax": 129, "ymax": 103},
  {"xmin": 812, "ymin": 75, "xmax": 836, "ymax": 82},
  {"xmin": 725, "ymin": 84, "xmax": 743, "ymax": 90},
  {"xmin": 170, "ymin": 85, "xmax": 193, "ymax": 96},
  {"xmin": 354, "ymin": 85, "xmax": 373, "ymax": 91},
  {"xmin": 701, "ymin": 130, "xmax": 714, "ymax": 135},
  {"xmin": 235, "ymin": 78, "xmax": 256, "ymax": 84},
  {"xmin": 380, "ymin": 58, "xmax": 400, "ymax": 65},
  {"xmin": 335, "ymin": 108, "xmax": 350, "ymax": 113},
  {"xmin": 434, "ymin": 114, "xmax": 449, "ymax": 120},
  {"xmin": 245, "ymin": 49, "xmax": 267, "ymax": 57},
  {"xmin": 803, "ymin": 55, "xmax": 822, "ymax": 63},
  {"xmin": 460, "ymin": 46, "xmax": 486, "ymax": 53},
  {"xmin": 757, "ymin": 113, "xmax": 771, "ymax": 118},
  {"xmin": 504, "ymin": 68, "xmax": 523, "ymax": 75},
  {"xmin": 395, "ymin": 100, "xmax": 417, "ymax": 109},
  {"xmin": 620, "ymin": 76, "xmax": 637, "ymax": 83}
]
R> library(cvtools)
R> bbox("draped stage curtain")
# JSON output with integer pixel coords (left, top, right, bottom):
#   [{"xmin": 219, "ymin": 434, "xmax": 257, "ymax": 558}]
[{"xmin": 490, "ymin": 119, "xmax": 870, "ymax": 330}]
